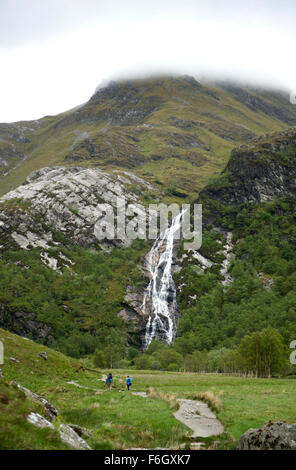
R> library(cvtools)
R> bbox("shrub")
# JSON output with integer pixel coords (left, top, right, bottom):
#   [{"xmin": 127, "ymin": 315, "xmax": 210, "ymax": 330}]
[{"xmin": 194, "ymin": 391, "xmax": 222, "ymax": 413}]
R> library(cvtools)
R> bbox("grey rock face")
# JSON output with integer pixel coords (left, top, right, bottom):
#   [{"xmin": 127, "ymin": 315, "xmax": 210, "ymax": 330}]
[
  {"xmin": 237, "ymin": 421, "xmax": 296, "ymax": 450},
  {"xmin": 0, "ymin": 306, "xmax": 51, "ymax": 342},
  {"xmin": 118, "ymin": 284, "xmax": 148, "ymax": 348},
  {"xmin": 0, "ymin": 166, "xmax": 158, "ymax": 271},
  {"xmin": 200, "ymin": 128, "xmax": 296, "ymax": 206},
  {"xmin": 0, "ymin": 166, "xmax": 139, "ymax": 249},
  {"xmin": 89, "ymin": 80, "xmax": 164, "ymax": 125}
]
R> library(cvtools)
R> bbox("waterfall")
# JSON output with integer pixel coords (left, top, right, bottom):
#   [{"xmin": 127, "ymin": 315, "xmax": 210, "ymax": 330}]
[
  {"xmin": 142, "ymin": 210, "xmax": 185, "ymax": 347},
  {"xmin": 220, "ymin": 232, "xmax": 233, "ymax": 286}
]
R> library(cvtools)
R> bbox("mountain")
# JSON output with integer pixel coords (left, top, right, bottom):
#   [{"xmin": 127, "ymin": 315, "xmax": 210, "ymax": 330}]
[
  {"xmin": 0, "ymin": 75, "xmax": 296, "ymax": 358},
  {"xmin": 1, "ymin": 75, "xmax": 296, "ymax": 200}
]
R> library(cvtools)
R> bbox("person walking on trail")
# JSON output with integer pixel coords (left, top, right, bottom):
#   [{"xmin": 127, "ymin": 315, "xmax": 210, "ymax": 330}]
[
  {"xmin": 106, "ymin": 372, "xmax": 113, "ymax": 391},
  {"xmin": 126, "ymin": 375, "xmax": 132, "ymax": 391}
]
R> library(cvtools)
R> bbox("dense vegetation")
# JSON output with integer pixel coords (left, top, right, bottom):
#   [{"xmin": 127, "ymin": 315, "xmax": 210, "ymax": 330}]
[
  {"xmin": 1, "ymin": 183, "xmax": 296, "ymax": 376},
  {"xmin": 0, "ymin": 238, "xmax": 147, "ymax": 357},
  {"xmin": 175, "ymin": 196, "xmax": 296, "ymax": 347},
  {"xmin": 127, "ymin": 328, "xmax": 291, "ymax": 378}
]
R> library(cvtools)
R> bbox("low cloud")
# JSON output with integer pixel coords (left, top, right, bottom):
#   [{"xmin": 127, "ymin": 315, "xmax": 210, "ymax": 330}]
[{"xmin": 0, "ymin": 0, "xmax": 295, "ymax": 122}]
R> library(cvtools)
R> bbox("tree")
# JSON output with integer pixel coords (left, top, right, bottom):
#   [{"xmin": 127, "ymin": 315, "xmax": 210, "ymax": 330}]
[
  {"xmin": 239, "ymin": 328, "xmax": 286, "ymax": 377},
  {"xmin": 93, "ymin": 349, "xmax": 106, "ymax": 368},
  {"xmin": 134, "ymin": 354, "xmax": 153, "ymax": 370},
  {"xmin": 93, "ymin": 344, "xmax": 123, "ymax": 369},
  {"xmin": 127, "ymin": 346, "xmax": 139, "ymax": 362},
  {"xmin": 157, "ymin": 348, "xmax": 183, "ymax": 370},
  {"xmin": 184, "ymin": 351, "xmax": 209, "ymax": 372},
  {"xmin": 208, "ymin": 348, "xmax": 231, "ymax": 372}
]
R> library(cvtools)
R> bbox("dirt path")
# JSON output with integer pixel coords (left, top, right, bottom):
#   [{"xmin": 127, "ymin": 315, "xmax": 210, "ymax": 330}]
[
  {"xmin": 66, "ymin": 380, "xmax": 103, "ymax": 392},
  {"xmin": 131, "ymin": 391, "xmax": 148, "ymax": 397},
  {"xmin": 132, "ymin": 392, "xmax": 223, "ymax": 438}
]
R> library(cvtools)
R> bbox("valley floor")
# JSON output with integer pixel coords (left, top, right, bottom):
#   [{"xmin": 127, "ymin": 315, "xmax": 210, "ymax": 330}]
[{"xmin": 1, "ymin": 329, "xmax": 296, "ymax": 450}]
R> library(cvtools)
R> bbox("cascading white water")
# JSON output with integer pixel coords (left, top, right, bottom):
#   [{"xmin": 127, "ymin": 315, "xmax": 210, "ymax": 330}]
[{"xmin": 142, "ymin": 210, "xmax": 185, "ymax": 347}]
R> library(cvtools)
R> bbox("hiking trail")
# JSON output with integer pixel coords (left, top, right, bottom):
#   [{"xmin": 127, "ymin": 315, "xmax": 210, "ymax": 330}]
[{"xmin": 132, "ymin": 392, "xmax": 223, "ymax": 438}]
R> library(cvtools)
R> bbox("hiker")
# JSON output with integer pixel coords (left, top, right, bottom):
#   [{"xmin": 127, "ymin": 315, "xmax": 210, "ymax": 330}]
[
  {"xmin": 106, "ymin": 372, "xmax": 113, "ymax": 391},
  {"xmin": 126, "ymin": 375, "xmax": 132, "ymax": 391}
]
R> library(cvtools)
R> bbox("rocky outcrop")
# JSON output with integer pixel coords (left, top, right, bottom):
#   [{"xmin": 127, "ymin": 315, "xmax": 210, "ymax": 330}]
[
  {"xmin": 217, "ymin": 83, "xmax": 296, "ymax": 126},
  {"xmin": 38, "ymin": 352, "xmax": 48, "ymax": 360},
  {"xmin": 200, "ymin": 128, "xmax": 296, "ymax": 206},
  {"xmin": 68, "ymin": 424, "xmax": 92, "ymax": 439},
  {"xmin": 26, "ymin": 412, "xmax": 91, "ymax": 450},
  {"xmin": 117, "ymin": 286, "xmax": 148, "ymax": 348},
  {"xmin": 12, "ymin": 382, "xmax": 58, "ymax": 421},
  {"xmin": 237, "ymin": 421, "xmax": 296, "ymax": 450},
  {"xmin": 0, "ymin": 165, "xmax": 159, "ymax": 260},
  {"xmin": 20, "ymin": 383, "xmax": 91, "ymax": 450},
  {"xmin": 59, "ymin": 423, "xmax": 91, "ymax": 450},
  {"xmin": 27, "ymin": 412, "xmax": 55, "ymax": 429},
  {"xmin": 90, "ymin": 80, "xmax": 164, "ymax": 125},
  {"xmin": 0, "ymin": 306, "xmax": 51, "ymax": 342}
]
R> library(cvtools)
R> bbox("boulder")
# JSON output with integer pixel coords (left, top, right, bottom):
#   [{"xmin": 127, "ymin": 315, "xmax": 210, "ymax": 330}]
[
  {"xmin": 9, "ymin": 357, "xmax": 20, "ymax": 364},
  {"xmin": 38, "ymin": 352, "xmax": 48, "ymax": 361},
  {"xmin": 237, "ymin": 421, "xmax": 296, "ymax": 450},
  {"xmin": 59, "ymin": 423, "xmax": 91, "ymax": 450},
  {"xmin": 68, "ymin": 423, "xmax": 92, "ymax": 438},
  {"xmin": 27, "ymin": 412, "xmax": 54, "ymax": 429}
]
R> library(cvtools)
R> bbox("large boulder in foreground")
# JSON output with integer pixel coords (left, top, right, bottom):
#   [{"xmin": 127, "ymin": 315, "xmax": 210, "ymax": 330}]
[{"xmin": 237, "ymin": 421, "xmax": 296, "ymax": 450}]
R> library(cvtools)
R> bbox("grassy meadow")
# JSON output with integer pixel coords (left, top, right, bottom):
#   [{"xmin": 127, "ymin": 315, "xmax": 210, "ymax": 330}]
[{"xmin": 1, "ymin": 328, "xmax": 296, "ymax": 450}]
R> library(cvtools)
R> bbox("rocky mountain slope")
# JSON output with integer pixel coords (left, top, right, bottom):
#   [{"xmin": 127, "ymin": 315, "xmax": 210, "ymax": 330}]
[{"xmin": 1, "ymin": 75, "xmax": 296, "ymax": 200}]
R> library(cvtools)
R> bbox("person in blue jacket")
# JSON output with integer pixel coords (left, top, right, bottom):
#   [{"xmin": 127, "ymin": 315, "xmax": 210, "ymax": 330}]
[
  {"xmin": 126, "ymin": 375, "xmax": 132, "ymax": 391},
  {"xmin": 106, "ymin": 372, "xmax": 113, "ymax": 390}
]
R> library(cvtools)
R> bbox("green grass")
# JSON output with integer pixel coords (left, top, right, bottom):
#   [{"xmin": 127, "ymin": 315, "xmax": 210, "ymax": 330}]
[
  {"xmin": 1, "ymin": 328, "xmax": 296, "ymax": 450},
  {"xmin": 0, "ymin": 382, "xmax": 70, "ymax": 450}
]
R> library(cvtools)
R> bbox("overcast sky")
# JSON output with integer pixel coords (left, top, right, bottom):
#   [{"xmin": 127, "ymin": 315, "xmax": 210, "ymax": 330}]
[{"xmin": 0, "ymin": 0, "xmax": 295, "ymax": 123}]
